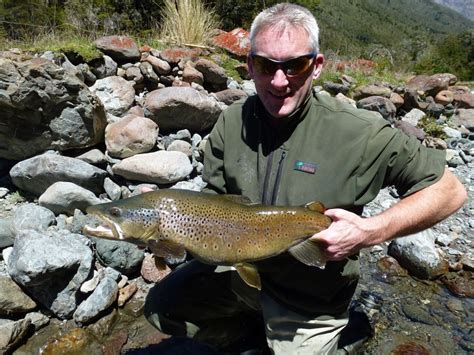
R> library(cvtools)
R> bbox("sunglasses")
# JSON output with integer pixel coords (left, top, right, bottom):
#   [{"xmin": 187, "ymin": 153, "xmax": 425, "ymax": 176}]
[{"xmin": 250, "ymin": 53, "xmax": 317, "ymax": 76}]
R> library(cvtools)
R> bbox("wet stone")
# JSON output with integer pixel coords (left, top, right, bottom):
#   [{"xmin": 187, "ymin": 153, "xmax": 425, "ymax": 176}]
[
  {"xmin": 440, "ymin": 271, "xmax": 474, "ymax": 297},
  {"xmin": 401, "ymin": 301, "xmax": 438, "ymax": 326}
]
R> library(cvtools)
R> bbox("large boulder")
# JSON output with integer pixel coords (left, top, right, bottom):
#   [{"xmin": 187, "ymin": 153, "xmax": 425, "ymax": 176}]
[
  {"xmin": 144, "ymin": 87, "xmax": 223, "ymax": 133},
  {"xmin": 9, "ymin": 152, "xmax": 107, "ymax": 196},
  {"xmin": 406, "ymin": 73, "xmax": 457, "ymax": 96},
  {"xmin": 0, "ymin": 57, "xmax": 107, "ymax": 160}
]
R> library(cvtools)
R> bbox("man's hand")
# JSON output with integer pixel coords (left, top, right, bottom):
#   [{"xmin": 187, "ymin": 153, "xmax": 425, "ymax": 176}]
[
  {"xmin": 311, "ymin": 168, "xmax": 467, "ymax": 262},
  {"xmin": 311, "ymin": 209, "xmax": 375, "ymax": 261}
]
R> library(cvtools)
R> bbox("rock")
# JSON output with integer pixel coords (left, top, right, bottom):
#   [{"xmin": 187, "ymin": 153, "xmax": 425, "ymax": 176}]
[
  {"xmin": 389, "ymin": 92, "xmax": 404, "ymax": 108},
  {"xmin": 94, "ymin": 36, "xmax": 141, "ymax": 62},
  {"xmin": 90, "ymin": 76, "xmax": 135, "ymax": 117},
  {"xmin": 335, "ymin": 93, "xmax": 356, "ymax": 107},
  {"xmin": 357, "ymin": 96, "xmax": 397, "ymax": 122},
  {"xmin": 89, "ymin": 55, "xmax": 118, "ymax": 79},
  {"xmin": 140, "ymin": 254, "xmax": 172, "ymax": 283},
  {"xmin": 104, "ymin": 177, "xmax": 122, "ymax": 201},
  {"xmin": 92, "ymin": 238, "xmax": 144, "ymax": 275},
  {"xmin": 0, "ymin": 275, "xmax": 37, "ymax": 315},
  {"xmin": 0, "ymin": 218, "xmax": 14, "ymax": 248},
  {"xmin": 452, "ymin": 108, "xmax": 474, "ymax": 132},
  {"xmin": 402, "ymin": 108, "xmax": 426, "ymax": 127},
  {"xmin": 406, "ymin": 73, "xmax": 457, "ymax": 96},
  {"xmin": 402, "ymin": 301, "xmax": 437, "ymax": 326},
  {"xmin": 139, "ymin": 61, "xmax": 160, "ymax": 84},
  {"xmin": 323, "ymin": 81, "xmax": 350, "ymax": 96},
  {"xmin": 443, "ymin": 126, "xmax": 462, "ymax": 139},
  {"xmin": 440, "ymin": 271, "xmax": 473, "ymax": 297},
  {"xmin": 212, "ymin": 28, "xmax": 250, "ymax": 58},
  {"xmin": 387, "ymin": 229, "xmax": 449, "ymax": 280},
  {"xmin": 9, "ymin": 152, "xmax": 107, "ymax": 196},
  {"xmin": 241, "ymin": 80, "xmax": 256, "ymax": 96},
  {"xmin": 0, "ymin": 318, "xmax": 31, "ymax": 354},
  {"xmin": 182, "ymin": 62, "xmax": 204, "ymax": 86},
  {"xmin": 394, "ymin": 120, "xmax": 425, "ymax": 141},
  {"xmin": 117, "ymin": 283, "xmax": 137, "ymax": 307},
  {"xmin": 38, "ymin": 181, "xmax": 102, "ymax": 215},
  {"xmin": 167, "ymin": 139, "xmax": 192, "ymax": 158},
  {"xmin": 435, "ymin": 90, "xmax": 454, "ymax": 105},
  {"xmin": 144, "ymin": 87, "xmax": 223, "ymax": 133},
  {"xmin": 159, "ymin": 47, "xmax": 201, "ymax": 65},
  {"xmin": 353, "ymin": 84, "xmax": 391, "ymax": 100},
  {"xmin": 144, "ymin": 55, "xmax": 171, "ymax": 75},
  {"xmin": 75, "ymin": 149, "xmax": 107, "ymax": 166},
  {"xmin": 376, "ymin": 256, "xmax": 409, "ymax": 278},
  {"xmin": 41, "ymin": 327, "xmax": 102, "ymax": 354},
  {"xmin": 125, "ymin": 66, "xmax": 144, "ymax": 85},
  {"xmin": 453, "ymin": 92, "xmax": 474, "ymax": 109},
  {"xmin": 74, "ymin": 276, "xmax": 118, "ymax": 324},
  {"xmin": 7, "ymin": 230, "xmax": 93, "ymax": 319},
  {"xmin": 10, "ymin": 203, "xmax": 56, "ymax": 234},
  {"xmin": 0, "ymin": 57, "xmax": 107, "ymax": 160},
  {"xmin": 105, "ymin": 114, "xmax": 159, "ymax": 158},
  {"xmin": 171, "ymin": 176, "xmax": 207, "ymax": 192},
  {"xmin": 25, "ymin": 311, "xmax": 50, "ymax": 330},
  {"xmin": 81, "ymin": 270, "xmax": 100, "ymax": 293},
  {"xmin": 194, "ymin": 58, "xmax": 228, "ymax": 90},
  {"xmin": 112, "ymin": 151, "xmax": 193, "ymax": 184}
]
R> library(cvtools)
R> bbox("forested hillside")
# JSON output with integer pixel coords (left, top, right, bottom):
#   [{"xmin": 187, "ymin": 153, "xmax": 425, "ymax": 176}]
[
  {"xmin": 433, "ymin": 0, "xmax": 474, "ymax": 21},
  {"xmin": 0, "ymin": 0, "xmax": 472, "ymax": 79}
]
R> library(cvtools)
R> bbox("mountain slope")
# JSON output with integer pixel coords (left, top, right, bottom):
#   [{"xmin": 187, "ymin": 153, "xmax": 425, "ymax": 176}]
[
  {"xmin": 433, "ymin": 0, "xmax": 474, "ymax": 21},
  {"xmin": 313, "ymin": 0, "xmax": 474, "ymax": 63}
]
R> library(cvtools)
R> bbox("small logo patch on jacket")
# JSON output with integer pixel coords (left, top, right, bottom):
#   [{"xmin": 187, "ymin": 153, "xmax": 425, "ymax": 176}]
[{"xmin": 294, "ymin": 160, "xmax": 317, "ymax": 174}]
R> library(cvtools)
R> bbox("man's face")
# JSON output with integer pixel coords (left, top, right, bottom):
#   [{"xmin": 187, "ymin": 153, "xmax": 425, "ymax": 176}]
[{"xmin": 248, "ymin": 25, "xmax": 324, "ymax": 119}]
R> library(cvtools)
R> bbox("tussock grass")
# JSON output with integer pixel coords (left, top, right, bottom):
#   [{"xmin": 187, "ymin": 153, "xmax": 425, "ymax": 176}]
[{"xmin": 159, "ymin": 0, "xmax": 220, "ymax": 46}]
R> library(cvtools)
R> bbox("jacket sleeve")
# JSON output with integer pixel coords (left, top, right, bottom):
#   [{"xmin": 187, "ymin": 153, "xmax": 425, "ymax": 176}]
[
  {"xmin": 202, "ymin": 113, "xmax": 227, "ymax": 194},
  {"xmin": 355, "ymin": 120, "xmax": 446, "ymax": 204}
]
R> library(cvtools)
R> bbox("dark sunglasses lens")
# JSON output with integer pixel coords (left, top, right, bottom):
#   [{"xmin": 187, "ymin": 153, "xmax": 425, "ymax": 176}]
[
  {"xmin": 253, "ymin": 56, "xmax": 278, "ymax": 75},
  {"xmin": 286, "ymin": 56, "xmax": 312, "ymax": 75}
]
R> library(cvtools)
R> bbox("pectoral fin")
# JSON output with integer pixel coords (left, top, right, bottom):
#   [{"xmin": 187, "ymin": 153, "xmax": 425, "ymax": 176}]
[
  {"xmin": 304, "ymin": 201, "xmax": 326, "ymax": 213},
  {"xmin": 148, "ymin": 239, "xmax": 187, "ymax": 265},
  {"xmin": 288, "ymin": 239, "xmax": 326, "ymax": 269},
  {"xmin": 234, "ymin": 262, "xmax": 261, "ymax": 290}
]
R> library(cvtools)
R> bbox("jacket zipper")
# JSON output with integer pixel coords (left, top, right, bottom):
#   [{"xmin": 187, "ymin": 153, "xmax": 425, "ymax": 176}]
[
  {"xmin": 271, "ymin": 150, "xmax": 287, "ymax": 205},
  {"xmin": 262, "ymin": 149, "xmax": 287, "ymax": 205}
]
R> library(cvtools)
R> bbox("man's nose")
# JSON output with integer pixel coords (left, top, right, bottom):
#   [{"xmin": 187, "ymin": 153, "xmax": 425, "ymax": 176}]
[{"xmin": 271, "ymin": 68, "xmax": 289, "ymax": 88}]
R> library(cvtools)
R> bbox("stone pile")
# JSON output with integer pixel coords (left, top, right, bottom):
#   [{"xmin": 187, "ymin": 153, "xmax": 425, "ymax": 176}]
[{"xmin": 0, "ymin": 34, "xmax": 472, "ymax": 353}]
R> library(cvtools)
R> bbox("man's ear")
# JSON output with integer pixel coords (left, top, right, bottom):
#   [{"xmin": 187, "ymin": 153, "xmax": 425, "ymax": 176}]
[
  {"xmin": 312, "ymin": 54, "xmax": 325, "ymax": 80},
  {"xmin": 247, "ymin": 55, "xmax": 255, "ymax": 79}
]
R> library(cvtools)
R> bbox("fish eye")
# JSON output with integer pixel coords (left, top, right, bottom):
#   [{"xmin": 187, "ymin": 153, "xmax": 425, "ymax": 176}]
[{"xmin": 110, "ymin": 207, "xmax": 122, "ymax": 216}]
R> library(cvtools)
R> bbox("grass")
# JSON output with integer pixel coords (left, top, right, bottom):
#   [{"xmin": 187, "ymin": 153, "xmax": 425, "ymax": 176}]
[{"xmin": 159, "ymin": 0, "xmax": 221, "ymax": 46}]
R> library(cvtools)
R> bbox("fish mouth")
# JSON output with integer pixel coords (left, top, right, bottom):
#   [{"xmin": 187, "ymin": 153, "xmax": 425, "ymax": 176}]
[{"xmin": 83, "ymin": 217, "xmax": 124, "ymax": 241}]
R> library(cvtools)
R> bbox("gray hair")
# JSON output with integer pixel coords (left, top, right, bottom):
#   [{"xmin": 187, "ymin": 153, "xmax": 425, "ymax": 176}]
[{"xmin": 249, "ymin": 3, "xmax": 320, "ymax": 54}]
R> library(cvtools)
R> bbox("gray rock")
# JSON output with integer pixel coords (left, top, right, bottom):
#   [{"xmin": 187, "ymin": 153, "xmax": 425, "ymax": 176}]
[
  {"xmin": 38, "ymin": 182, "xmax": 101, "ymax": 215},
  {"xmin": 240, "ymin": 80, "xmax": 256, "ymax": 96},
  {"xmin": 25, "ymin": 311, "xmax": 50, "ymax": 330},
  {"xmin": 0, "ymin": 318, "xmax": 31, "ymax": 354},
  {"xmin": 0, "ymin": 275, "xmax": 37, "ymax": 315},
  {"xmin": 0, "ymin": 218, "xmax": 13, "ymax": 248},
  {"xmin": 357, "ymin": 96, "xmax": 397, "ymax": 122},
  {"xmin": 112, "ymin": 151, "xmax": 193, "ymax": 184},
  {"xmin": 171, "ymin": 176, "xmax": 207, "ymax": 192},
  {"xmin": 90, "ymin": 76, "xmax": 135, "ymax": 117},
  {"xmin": 10, "ymin": 203, "xmax": 56, "ymax": 234},
  {"xmin": 402, "ymin": 108, "xmax": 426, "ymax": 127},
  {"xmin": 92, "ymin": 237, "xmax": 144, "ymax": 275},
  {"xmin": 10, "ymin": 152, "xmax": 107, "ymax": 196},
  {"xmin": 0, "ymin": 57, "xmax": 107, "ymax": 160},
  {"xmin": 139, "ymin": 61, "xmax": 160, "ymax": 84},
  {"xmin": 144, "ymin": 87, "xmax": 222, "ymax": 133},
  {"xmin": 73, "ymin": 276, "xmax": 118, "ymax": 324},
  {"xmin": 213, "ymin": 88, "xmax": 248, "ymax": 106},
  {"xmin": 104, "ymin": 177, "xmax": 122, "ymax": 201},
  {"xmin": 388, "ymin": 229, "xmax": 449, "ymax": 280},
  {"xmin": 89, "ymin": 55, "xmax": 118, "ymax": 79},
  {"xmin": 75, "ymin": 149, "xmax": 107, "ymax": 166},
  {"xmin": 7, "ymin": 230, "xmax": 93, "ymax": 319},
  {"xmin": 443, "ymin": 126, "xmax": 462, "ymax": 139},
  {"xmin": 125, "ymin": 65, "xmax": 144, "ymax": 85},
  {"xmin": 194, "ymin": 58, "xmax": 228, "ymax": 89},
  {"xmin": 167, "ymin": 140, "xmax": 192, "ymax": 158},
  {"xmin": 452, "ymin": 108, "xmax": 474, "ymax": 132}
]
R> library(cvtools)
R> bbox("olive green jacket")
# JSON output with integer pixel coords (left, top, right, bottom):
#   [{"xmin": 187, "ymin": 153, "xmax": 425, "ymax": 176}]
[{"xmin": 203, "ymin": 93, "xmax": 445, "ymax": 315}]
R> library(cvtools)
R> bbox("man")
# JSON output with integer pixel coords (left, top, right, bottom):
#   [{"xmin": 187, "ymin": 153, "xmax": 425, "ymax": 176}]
[{"xmin": 145, "ymin": 3, "xmax": 466, "ymax": 354}]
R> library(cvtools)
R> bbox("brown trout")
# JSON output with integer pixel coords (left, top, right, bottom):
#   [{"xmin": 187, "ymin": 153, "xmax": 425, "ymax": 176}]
[{"xmin": 83, "ymin": 189, "xmax": 331, "ymax": 290}]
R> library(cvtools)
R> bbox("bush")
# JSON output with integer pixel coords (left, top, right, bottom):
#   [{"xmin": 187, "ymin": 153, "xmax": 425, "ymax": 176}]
[{"xmin": 159, "ymin": 0, "xmax": 221, "ymax": 46}]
